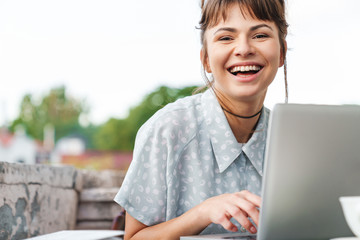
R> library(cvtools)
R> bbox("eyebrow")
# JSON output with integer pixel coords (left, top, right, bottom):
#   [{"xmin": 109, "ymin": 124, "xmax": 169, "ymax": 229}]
[
  {"xmin": 213, "ymin": 24, "xmax": 273, "ymax": 35},
  {"xmin": 250, "ymin": 24, "xmax": 273, "ymax": 32},
  {"xmin": 213, "ymin": 27, "xmax": 237, "ymax": 35}
]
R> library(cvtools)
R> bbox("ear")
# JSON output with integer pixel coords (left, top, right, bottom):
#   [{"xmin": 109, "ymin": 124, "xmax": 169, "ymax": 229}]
[
  {"xmin": 279, "ymin": 40, "xmax": 287, "ymax": 67},
  {"xmin": 200, "ymin": 48, "xmax": 212, "ymax": 73}
]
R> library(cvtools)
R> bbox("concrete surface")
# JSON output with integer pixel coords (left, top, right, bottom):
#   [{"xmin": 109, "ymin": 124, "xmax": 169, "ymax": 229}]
[{"xmin": 0, "ymin": 162, "xmax": 80, "ymax": 239}]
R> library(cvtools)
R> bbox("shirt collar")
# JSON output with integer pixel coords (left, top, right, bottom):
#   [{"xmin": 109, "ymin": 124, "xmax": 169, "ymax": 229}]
[
  {"xmin": 242, "ymin": 108, "xmax": 269, "ymax": 176},
  {"xmin": 201, "ymin": 89, "xmax": 269, "ymax": 175}
]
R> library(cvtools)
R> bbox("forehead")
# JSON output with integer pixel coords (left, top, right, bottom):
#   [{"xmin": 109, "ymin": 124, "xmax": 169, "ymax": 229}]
[
  {"xmin": 207, "ymin": 3, "xmax": 256, "ymax": 28},
  {"xmin": 206, "ymin": 4, "xmax": 276, "ymax": 34},
  {"xmin": 206, "ymin": 2, "xmax": 276, "ymax": 29}
]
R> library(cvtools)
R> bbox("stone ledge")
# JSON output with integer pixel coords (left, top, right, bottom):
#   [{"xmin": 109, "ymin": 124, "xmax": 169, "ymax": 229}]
[
  {"xmin": 0, "ymin": 162, "xmax": 82, "ymax": 191},
  {"xmin": 80, "ymin": 188, "xmax": 119, "ymax": 202},
  {"xmin": 80, "ymin": 170, "xmax": 125, "ymax": 189},
  {"xmin": 76, "ymin": 220, "xmax": 113, "ymax": 230},
  {"xmin": 77, "ymin": 202, "xmax": 122, "ymax": 221}
]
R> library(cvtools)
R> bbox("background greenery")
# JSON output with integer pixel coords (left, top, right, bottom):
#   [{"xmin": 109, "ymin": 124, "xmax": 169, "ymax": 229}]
[{"xmin": 9, "ymin": 85, "xmax": 200, "ymax": 151}]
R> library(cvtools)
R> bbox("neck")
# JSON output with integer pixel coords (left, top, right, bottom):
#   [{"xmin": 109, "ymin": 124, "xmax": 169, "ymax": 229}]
[
  {"xmin": 221, "ymin": 105, "xmax": 263, "ymax": 119},
  {"xmin": 225, "ymin": 109, "xmax": 262, "ymax": 143},
  {"xmin": 214, "ymin": 90, "xmax": 265, "ymax": 143}
]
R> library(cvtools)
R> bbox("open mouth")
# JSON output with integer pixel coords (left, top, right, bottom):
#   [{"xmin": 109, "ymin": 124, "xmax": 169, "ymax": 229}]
[{"xmin": 228, "ymin": 65, "xmax": 263, "ymax": 76}]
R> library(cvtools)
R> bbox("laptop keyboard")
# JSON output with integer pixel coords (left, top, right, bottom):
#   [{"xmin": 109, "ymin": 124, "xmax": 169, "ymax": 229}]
[{"xmin": 223, "ymin": 235, "xmax": 256, "ymax": 239}]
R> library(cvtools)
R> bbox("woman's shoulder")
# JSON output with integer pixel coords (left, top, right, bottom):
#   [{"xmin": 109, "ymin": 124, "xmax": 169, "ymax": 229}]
[
  {"xmin": 139, "ymin": 92, "xmax": 205, "ymax": 135},
  {"xmin": 130, "ymin": 92, "xmax": 207, "ymax": 168},
  {"xmin": 157, "ymin": 92, "xmax": 203, "ymax": 117}
]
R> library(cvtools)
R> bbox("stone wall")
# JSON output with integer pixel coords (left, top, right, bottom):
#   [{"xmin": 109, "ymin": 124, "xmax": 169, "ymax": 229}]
[
  {"xmin": 76, "ymin": 170, "xmax": 125, "ymax": 230},
  {"xmin": 0, "ymin": 163, "xmax": 126, "ymax": 240},
  {"xmin": 0, "ymin": 162, "xmax": 81, "ymax": 240}
]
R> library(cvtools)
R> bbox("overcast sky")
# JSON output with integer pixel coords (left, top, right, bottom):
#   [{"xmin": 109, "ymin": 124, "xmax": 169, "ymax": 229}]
[{"xmin": 1, "ymin": 0, "xmax": 360, "ymax": 126}]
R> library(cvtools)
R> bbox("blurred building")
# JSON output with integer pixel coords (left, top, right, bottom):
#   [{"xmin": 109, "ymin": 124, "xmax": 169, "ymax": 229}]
[
  {"xmin": 0, "ymin": 126, "xmax": 37, "ymax": 164},
  {"xmin": 50, "ymin": 135, "xmax": 132, "ymax": 171},
  {"xmin": 60, "ymin": 151, "xmax": 132, "ymax": 171},
  {"xmin": 0, "ymin": 126, "xmax": 133, "ymax": 170},
  {"xmin": 51, "ymin": 135, "xmax": 86, "ymax": 164}
]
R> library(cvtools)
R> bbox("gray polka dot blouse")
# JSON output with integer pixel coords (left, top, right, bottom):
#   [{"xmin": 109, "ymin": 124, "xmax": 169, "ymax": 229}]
[{"xmin": 114, "ymin": 89, "xmax": 270, "ymax": 234}]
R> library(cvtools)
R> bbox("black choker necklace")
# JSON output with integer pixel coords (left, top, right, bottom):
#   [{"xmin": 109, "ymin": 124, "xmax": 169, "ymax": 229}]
[{"xmin": 221, "ymin": 106, "xmax": 263, "ymax": 119}]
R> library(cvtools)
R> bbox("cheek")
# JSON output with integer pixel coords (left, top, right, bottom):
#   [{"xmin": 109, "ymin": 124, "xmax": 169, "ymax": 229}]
[
  {"xmin": 208, "ymin": 43, "xmax": 227, "ymax": 61},
  {"xmin": 263, "ymin": 53, "xmax": 281, "ymax": 72},
  {"xmin": 257, "ymin": 38, "xmax": 281, "ymax": 62},
  {"xmin": 266, "ymin": 44, "xmax": 282, "ymax": 67}
]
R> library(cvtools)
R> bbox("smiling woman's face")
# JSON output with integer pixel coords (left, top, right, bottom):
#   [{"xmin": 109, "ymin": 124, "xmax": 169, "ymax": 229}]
[{"xmin": 202, "ymin": 3, "xmax": 284, "ymax": 104}]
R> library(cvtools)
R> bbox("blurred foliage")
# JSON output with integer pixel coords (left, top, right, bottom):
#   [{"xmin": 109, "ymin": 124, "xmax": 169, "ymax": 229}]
[
  {"xmin": 10, "ymin": 85, "xmax": 200, "ymax": 151},
  {"xmin": 10, "ymin": 86, "xmax": 88, "ymax": 142},
  {"xmin": 93, "ymin": 118, "xmax": 131, "ymax": 151},
  {"xmin": 93, "ymin": 85, "xmax": 200, "ymax": 151}
]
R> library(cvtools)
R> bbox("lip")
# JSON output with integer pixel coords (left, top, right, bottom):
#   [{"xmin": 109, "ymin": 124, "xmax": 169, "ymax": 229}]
[{"xmin": 227, "ymin": 61, "xmax": 264, "ymax": 83}]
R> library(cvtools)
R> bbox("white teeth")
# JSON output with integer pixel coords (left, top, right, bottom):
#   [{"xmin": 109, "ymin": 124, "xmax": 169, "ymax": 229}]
[{"xmin": 230, "ymin": 65, "xmax": 261, "ymax": 73}]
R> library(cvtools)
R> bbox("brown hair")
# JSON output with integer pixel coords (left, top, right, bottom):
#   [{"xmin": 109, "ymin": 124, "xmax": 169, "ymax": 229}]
[{"xmin": 198, "ymin": 0, "xmax": 289, "ymax": 102}]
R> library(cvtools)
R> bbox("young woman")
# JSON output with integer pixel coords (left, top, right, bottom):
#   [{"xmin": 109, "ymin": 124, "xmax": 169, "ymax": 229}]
[{"xmin": 114, "ymin": 0, "xmax": 288, "ymax": 239}]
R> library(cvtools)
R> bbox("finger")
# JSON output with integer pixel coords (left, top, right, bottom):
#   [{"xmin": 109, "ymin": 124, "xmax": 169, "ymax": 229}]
[
  {"xmin": 241, "ymin": 220, "xmax": 257, "ymax": 234},
  {"xmin": 233, "ymin": 197, "xmax": 260, "ymax": 225},
  {"xmin": 217, "ymin": 212, "xmax": 238, "ymax": 232},
  {"xmin": 237, "ymin": 190, "xmax": 262, "ymax": 207},
  {"xmin": 226, "ymin": 205, "xmax": 257, "ymax": 234}
]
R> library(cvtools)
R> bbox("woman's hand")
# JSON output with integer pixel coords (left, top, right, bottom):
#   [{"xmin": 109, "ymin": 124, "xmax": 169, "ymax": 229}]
[
  {"xmin": 124, "ymin": 190, "xmax": 261, "ymax": 240},
  {"xmin": 198, "ymin": 190, "xmax": 261, "ymax": 234}
]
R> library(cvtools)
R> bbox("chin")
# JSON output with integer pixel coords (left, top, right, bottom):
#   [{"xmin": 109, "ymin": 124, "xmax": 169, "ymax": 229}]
[{"xmin": 230, "ymin": 88, "xmax": 267, "ymax": 102}]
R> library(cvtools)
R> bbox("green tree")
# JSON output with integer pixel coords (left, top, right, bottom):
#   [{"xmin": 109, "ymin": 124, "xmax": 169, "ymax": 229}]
[
  {"xmin": 10, "ymin": 86, "xmax": 88, "ymax": 142},
  {"xmin": 93, "ymin": 85, "xmax": 200, "ymax": 151},
  {"xmin": 93, "ymin": 118, "xmax": 132, "ymax": 151}
]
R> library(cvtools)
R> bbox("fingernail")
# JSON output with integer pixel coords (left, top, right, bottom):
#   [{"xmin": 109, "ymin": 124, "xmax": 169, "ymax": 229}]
[
  {"xmin": 232, "ymin": 226, "xmax": 238, "ymax": 232},
  {"xmin": 250, "ymin": 226, "xmax": 257, "ymax": 233}
]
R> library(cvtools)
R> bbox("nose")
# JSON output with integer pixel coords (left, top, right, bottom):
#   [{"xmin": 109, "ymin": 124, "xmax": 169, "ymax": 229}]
[{"xmin": 234, "ymin": 38, "xmax": 255, "ymax": 57}]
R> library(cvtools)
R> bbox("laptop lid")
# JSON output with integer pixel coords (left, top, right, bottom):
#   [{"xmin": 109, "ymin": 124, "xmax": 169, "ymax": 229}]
[{"xmin": 258, "ymin": 104, "xmax": 360, "ymax": 240}]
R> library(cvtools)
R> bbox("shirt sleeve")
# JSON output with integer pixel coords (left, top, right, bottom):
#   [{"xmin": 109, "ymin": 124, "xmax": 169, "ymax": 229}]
[{"xmin": 114, "ymin": 113, "xmax": 170, "ymax": 226}]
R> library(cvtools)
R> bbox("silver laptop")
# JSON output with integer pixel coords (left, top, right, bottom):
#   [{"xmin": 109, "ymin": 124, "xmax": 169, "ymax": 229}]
[{"xmin": 182, "ymin": 103, "xmax": 360, "ymax": 240}]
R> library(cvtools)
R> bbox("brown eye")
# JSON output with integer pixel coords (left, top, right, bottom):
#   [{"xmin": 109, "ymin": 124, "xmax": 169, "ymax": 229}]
[
  {"xmin": 219, "ymin": 36, "xmax": 233, "ymax": 41},
  {"xmin": 254, "ymin": 34, "xmax": 268, "ymax": 39}
]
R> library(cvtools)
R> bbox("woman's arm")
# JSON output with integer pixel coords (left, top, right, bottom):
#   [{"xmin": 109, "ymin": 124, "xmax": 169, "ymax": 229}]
[
  {"xmin": 124, "ymin": 203, "xmax": 207, "ymax": 240},
  {"xmin": 124, "ymin": 190, "xmax": 261, "ymax": 240}
]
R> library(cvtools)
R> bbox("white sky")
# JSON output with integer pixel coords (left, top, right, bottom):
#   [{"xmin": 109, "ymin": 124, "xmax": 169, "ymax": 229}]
[{"xmin": 1, "ymin": 0, "xmax": 360, "ymax": 126}]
